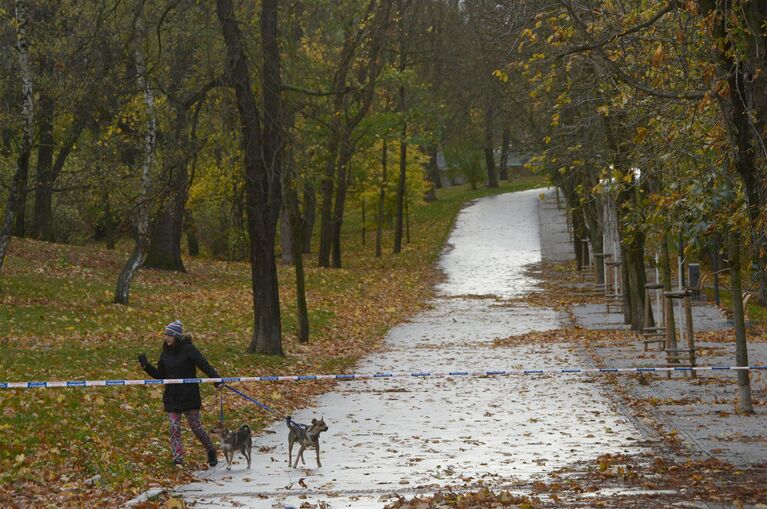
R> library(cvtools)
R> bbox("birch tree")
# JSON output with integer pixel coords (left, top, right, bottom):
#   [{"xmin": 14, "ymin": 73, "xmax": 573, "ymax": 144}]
[
  {"xmin": 114, "ymin": 10, "xmax": 157, "ymax": 304},
  {"xmin": 0, "ymin": 0, "xmax": 34, "ymax": 274}
]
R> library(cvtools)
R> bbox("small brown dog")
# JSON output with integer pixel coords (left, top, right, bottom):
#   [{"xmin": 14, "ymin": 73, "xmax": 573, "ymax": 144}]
[
  {"xmin": 287, "ymin": 416, "xmax": 328, "ymax": 468},
  {"xmin": 210, "ymin": 423, "xmax": 252, "ymax": 470}
]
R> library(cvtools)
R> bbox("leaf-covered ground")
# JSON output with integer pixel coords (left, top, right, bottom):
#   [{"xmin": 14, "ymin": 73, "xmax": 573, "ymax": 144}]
[
  {"xmin": 389, "ymin": 259, "xmax": 767, "ymax": 508},
  {"xmin": 0, "ymin": 179, "xmax": 546, "ymax": 508}
]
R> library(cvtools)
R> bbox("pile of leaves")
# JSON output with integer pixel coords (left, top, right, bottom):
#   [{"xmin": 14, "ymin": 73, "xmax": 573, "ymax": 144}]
[{"xmin": 384, "ymin": 488, "xmax": 538, "ymax": 509}]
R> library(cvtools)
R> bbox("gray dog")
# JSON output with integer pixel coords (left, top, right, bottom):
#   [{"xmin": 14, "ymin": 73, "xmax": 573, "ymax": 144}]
[
  {"xmin": 210, "ymin": 423, "xmax": 252, "ymax": 470},
  {"xmin": 286, "ymin": 416, "xmax": 328, "ymax": 468}
]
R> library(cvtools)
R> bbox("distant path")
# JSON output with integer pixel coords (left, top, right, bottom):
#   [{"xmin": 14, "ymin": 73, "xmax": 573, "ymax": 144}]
[{"xmin": 175, "ymin": 189, "xmax": 648, "ymax": 508}]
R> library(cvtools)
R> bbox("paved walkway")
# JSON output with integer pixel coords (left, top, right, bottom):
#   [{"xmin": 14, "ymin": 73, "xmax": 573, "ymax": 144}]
[{"xmin": 173, "ymin": 189, "xmax": 650, "ymax": 508}]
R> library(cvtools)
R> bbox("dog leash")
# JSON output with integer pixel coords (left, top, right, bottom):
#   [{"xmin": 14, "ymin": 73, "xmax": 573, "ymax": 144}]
[
  {"xmin": 220, "ymin": 384, "xmax": 310, "ymax": 431},
  {"xmin": 221, "ymin": 383, "xmax": 282, "ymax": 418}
]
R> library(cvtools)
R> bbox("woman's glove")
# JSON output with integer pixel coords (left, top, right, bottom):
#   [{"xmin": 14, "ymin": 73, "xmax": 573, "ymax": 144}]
[{"xmin": 138, "ymin": 353, "xmax": 148, "ymax": 367}]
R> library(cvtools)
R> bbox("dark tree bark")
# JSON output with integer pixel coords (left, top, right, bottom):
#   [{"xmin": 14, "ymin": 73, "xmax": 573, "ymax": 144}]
[
  {"xmin": 101, "ymin": 189, "xmax": 116, "ymax": 250},
  {"xmin": 699, "ymin": 0, "xmax": 767, "ymax": 304},
  {"xmin": 484, "ymin": 104, "xmax": 498, "ymax": 188},
  {"xmin": 325, "ymin": 0, "xmax": 390, "ymax": 267},
  {"xmin": 361, "ymin": 196, "xmax": 366, "ymax": 245},
  {"xmin": 659, "ymin": 233, "xmax": 678, "ymax": 357},
  {"xmin": 283, "ymin": 114, "xmax": 309, "ymax": 342},
  {"xmin": 622, "ymin": 231, "xmax": 647, "ymax": 331},
  {"xmin": 144, "ymin": 106, "xmax": 192, "ymax": 272},
  {"xmin": 302, "ymin": 181, "xmax": 315, "ymax": 253},
  {"xmin": 393, "ymin": 121, "xmax": 406, "ymax": 254},
  {"xmin": 393, "ymin": 0, "xmax": 407, "ymax": 254},
  {"xmin": 499, "ymin": 124, "xmax": 510, "ymax": 181},
  {"xmin": 184, "ymin": 211, "xmax": 199, "ymax": 257},
  {"xmin": 423, "ymin": 145, "xmax": 437, "ymax": 201},
  {"xmin": 32, "ymin": 92, "xmax": 55, "ymax": 241},
  {"xmin": 256, "ymin": 0, "xmax": 285, "ymax": 353},
  {"xmin": 726, "ymin": 230, "xmax": 754, "ymax": 413},
  {"xmin": 280, "ymin": 206, "xmax": 294, "ymax": 265},
  {"xmin": 317, "ymin": 2, "xmax": 376, "ymax": 268},
  {"xmin": 429, "ymin": 144, "xmax": 441, "ymax": 190},
  {"xmin": 145, "ymin": 105, "xmax": 190, "ymax": 272},
  {"xmin": 331, "ymin": 132, "xmax": 353, "ymax": 268},
  {"xmin": 145, "ymin": 38, "xmax": 215, "ymax": 271},
  {"xmin": 288, "ymin": 189, "xmax": 309, "ymax": 342},
  {"xmin": 216, "ymin": 0, "xmax": 284, "ymax": 355},
  {"xmin": 572, "ymin": 209, "xmax": 587, "ymax": 270},
  {"xmin": 12, "ymin": 160, "xmax": 29, "ymax": 239},
  {"xmin": 145, "ymin": 191, "xmax": 187, "ymax": 271},
  {"xmin": 318, "ymin": 132, "xmax": 339, "ymax": 267},
  {"xmin": 375, "ymin": 139, "xmax": 388, "ymax": 258}
]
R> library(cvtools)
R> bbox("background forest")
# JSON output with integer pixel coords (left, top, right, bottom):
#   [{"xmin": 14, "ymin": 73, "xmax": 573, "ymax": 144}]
[{"xmin": 2, "ymin": 0, "xmax": 767, "ymax": 506}]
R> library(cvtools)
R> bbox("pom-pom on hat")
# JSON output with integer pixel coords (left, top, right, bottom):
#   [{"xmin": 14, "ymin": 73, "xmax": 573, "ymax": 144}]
[{"xmin": 165, "ymin": 320, "xmax": 183, "ymax": 339}]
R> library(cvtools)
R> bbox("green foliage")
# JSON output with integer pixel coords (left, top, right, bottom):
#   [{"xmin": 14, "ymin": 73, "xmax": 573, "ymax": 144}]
[{"xmin": 444, "ymin": 142, "xmax": 485, "ymax": 190}]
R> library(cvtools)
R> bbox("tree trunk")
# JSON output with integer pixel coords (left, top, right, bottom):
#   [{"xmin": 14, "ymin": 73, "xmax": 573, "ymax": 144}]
[
  {"xmin": 430, "ymin": 144, "xmax": 442, "ymax": 189},
  {"xmin": 1, "ymin": 0, "xmax": 34, "ymax": 273},
  {"xmin": 331, "ymin": 134, "xmax": 353, "ymax": 268},
  {"xmin": 405, "ymin": 192, "xmax": 410, "ymax": 243},
  {"xmin": 583, "ymin": 206, "xmax": 604, "ymax": 285},
  {"xmin": 572, "ymin": 209, "xmax": 587, "ymax": 270},
  {"xmin": 283, "ymin": 127, "xmax": 308, "ymax": 342},
  {"xmin": 32, "ymin": 92, "xmax": 55, "ymax": 241},
  {"xmin": 623, "ymin": 233, "xmax": 647, "ymax": 331},
  {"xmin": 423, "ymin": 145, "xmax": 437, "ymax": 201},
  {"xmin": 185, "ymin": 210, "xmax": 199, "ymax": 257},
  {"xmin": 12, "ymin": 164, "xmax": 29, "ymax": 239},
  {"xmin": 254, "ymin": 0, "xmax": 285, "ymax": 353},
  {"xmin": 499, "ymin": 124, "xmax": 510, "ymax": 181},
  {"xmin": 145, "ymin": 202, "xmax": 186, "ymax": 271},
  {"xmin": 701, "ymin": 0, "xmax": 767, "ymax": 305},
  {"xmin": 394, "ymin": 128, "xmax": 406, "ymax": 254},
  {"xmin": 280, "ymin": 206, "xmax": 293, "ymax": 265},
  {"xmin": 726, "ymin": 230, "xmax": 754, "ymax": 414},
  {"xmin": 393, "ymin": 0, "xmax": 406, "ymax": 254},
  {"xmin": 376, "ymin": 139, "xmax": 387, "ymax": 258},
  {"xmin": 484, "ymin": 104, "xmax": 498, "ymax": 188},
  {"xmin": 145, "ymin": 106, "xmax": 192, "ymax": 272},
  {"xmin": 102, "ymin": 189, "xmax": 116, "ymax": 250},
  {"xmin": 302, "ymin": 181, "xmax": 316, "ymax": 254},
  {"xmin": 216, "ymin": 0, "xmax": 283, "ymax": 354},
  {"xmin": 659, "ymin": 233, "xmax": 678, "ymax": 356},
  {"xmin": 318, "ymin": 133, "xmax": 339, "ymax": 267},
  {"xmin": 361, "ymin": 196, "xmax": 366, "ymax": 245},
  {"xmin": 289, "ymin": 195, "xmax": 309, "ymax": 342},
  {"xmin": 115, "ymin": 31, "xmax": 156, "ymax": 305}
]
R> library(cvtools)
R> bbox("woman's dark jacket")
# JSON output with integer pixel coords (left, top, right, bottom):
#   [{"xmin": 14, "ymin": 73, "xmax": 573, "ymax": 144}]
[{"xmin": 141, "ymin": 335, "xmax": 221, "ymax": 412}]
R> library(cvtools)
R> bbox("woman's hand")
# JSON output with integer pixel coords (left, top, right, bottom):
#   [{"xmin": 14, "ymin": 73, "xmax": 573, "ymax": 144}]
[{"xmin": 138, "ymin": 353, "xmax": 148, "ymax": 367}]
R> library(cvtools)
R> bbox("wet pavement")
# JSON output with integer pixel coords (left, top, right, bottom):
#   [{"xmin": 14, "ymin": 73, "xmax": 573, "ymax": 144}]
[
  {"xmin": 535, "ymin": 188, "xmax": 767, "ymax": 471},
  {"xmin": 174, "ymin": 189, "xmax": 650, "ymax": 508}
]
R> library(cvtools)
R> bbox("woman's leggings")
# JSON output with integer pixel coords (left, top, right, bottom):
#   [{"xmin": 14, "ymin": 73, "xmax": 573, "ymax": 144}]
[{"xmin": 168, "ymin": 410, "xmax": 215, "ymax": 462}]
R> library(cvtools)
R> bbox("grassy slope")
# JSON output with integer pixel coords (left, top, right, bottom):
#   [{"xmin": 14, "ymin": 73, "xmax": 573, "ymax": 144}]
[{"xmin": 0, "ymin": 176, "xmax": 547, "ymax": 506}]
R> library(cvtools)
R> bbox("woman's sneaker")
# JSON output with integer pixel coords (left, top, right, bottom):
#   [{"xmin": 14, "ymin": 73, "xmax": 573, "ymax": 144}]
[
  {"xmin": 173, "ymin": 459, "xmax": 184, "ymax": 467},
  {"xmin": 207, "ymin": 449, "xmax": 218, "ymax": 467}
]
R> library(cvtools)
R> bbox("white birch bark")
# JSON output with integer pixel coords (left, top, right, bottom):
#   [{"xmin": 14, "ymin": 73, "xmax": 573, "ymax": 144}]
[
  {"xmin": 114, "ymin": 15, "xmax": 156, "ymax": 304},
  {"xmin": 0, "ymin": 0, "xmax": 35, "ymax": 273}
]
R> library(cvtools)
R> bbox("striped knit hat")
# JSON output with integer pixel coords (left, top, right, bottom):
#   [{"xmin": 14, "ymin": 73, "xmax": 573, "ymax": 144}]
[{"xmin": 165, "ymin": 320, "xmax": 183, "ymax": 339}]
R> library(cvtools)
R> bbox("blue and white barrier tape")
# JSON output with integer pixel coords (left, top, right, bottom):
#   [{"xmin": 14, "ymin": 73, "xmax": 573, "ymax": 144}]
[{"xmin": 2, "ymin": 365, "xmax": 766, "ymax": 389}]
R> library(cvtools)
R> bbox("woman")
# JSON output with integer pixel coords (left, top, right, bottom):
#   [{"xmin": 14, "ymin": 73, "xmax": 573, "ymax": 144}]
[{"xmin": 138, "ymin": 320, "xmax": 221, "ymax": 467}]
